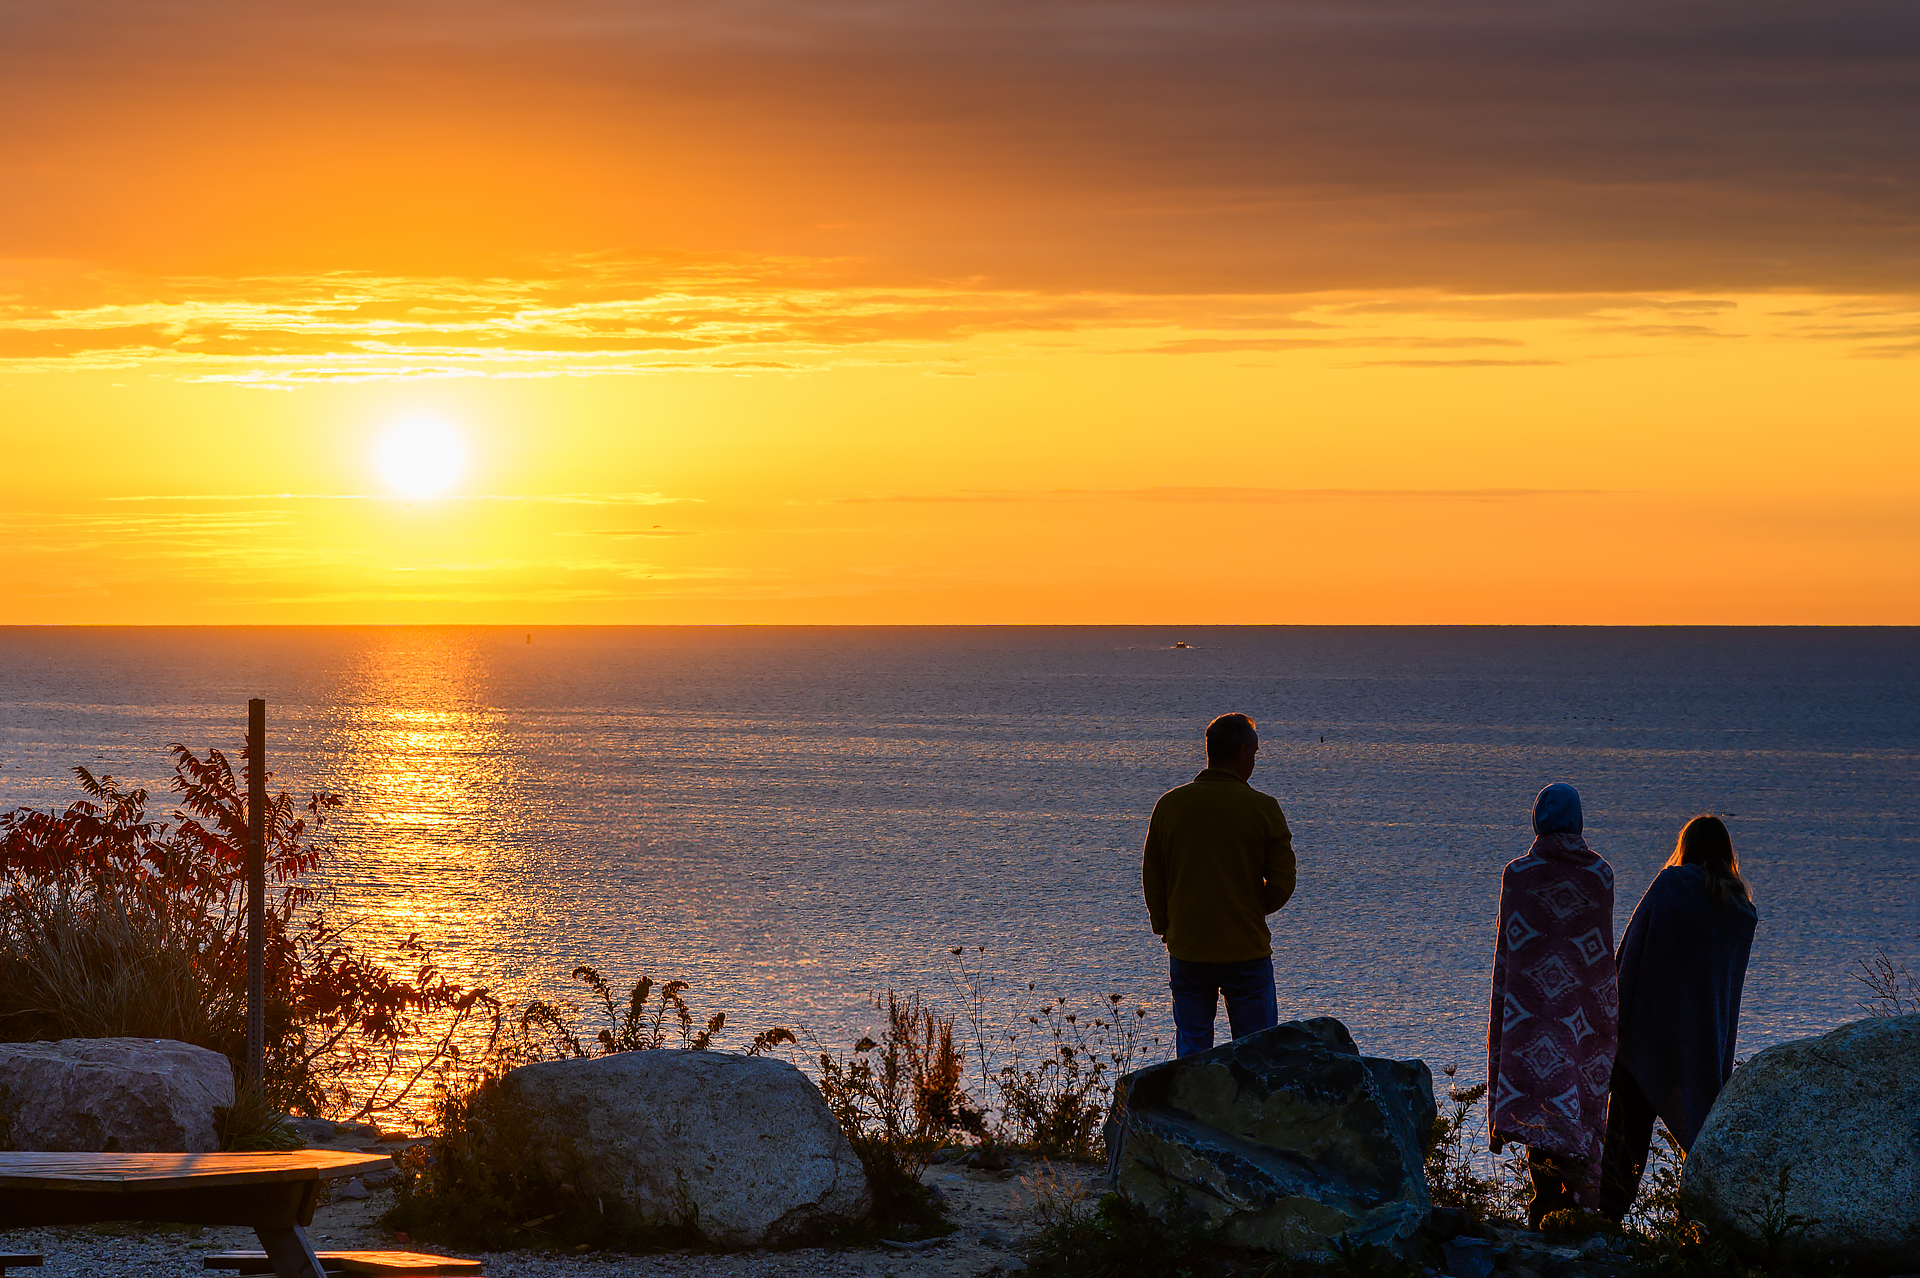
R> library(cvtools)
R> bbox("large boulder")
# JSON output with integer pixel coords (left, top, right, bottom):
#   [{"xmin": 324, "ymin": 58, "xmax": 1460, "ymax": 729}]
[
  {"xmin": 0, "ymin": 1038, "xmax": 234, "ymax": 1152},
  {"xmin": 1683, "ymin": 1014, "xmax": 1920, "ymax": 1275},
  {"xmin": 1106, "ymin": 1017, "xmax": 1436, "ymax": 1255},
  {"xmin": 506, "ymin": 1049, "xmax": 871, "ymax": 1246}
]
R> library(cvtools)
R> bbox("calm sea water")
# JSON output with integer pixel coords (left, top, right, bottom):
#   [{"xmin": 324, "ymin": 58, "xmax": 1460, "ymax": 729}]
[{"xmin": 0, "ymin": 626, "xmax": 1914, "ymax": 1091}]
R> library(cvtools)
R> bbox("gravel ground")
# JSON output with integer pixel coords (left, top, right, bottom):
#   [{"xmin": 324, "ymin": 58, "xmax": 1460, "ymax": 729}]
[{"xmin": 0, "ymin": 1156, "xmax": 1079, "ymax": 1278}]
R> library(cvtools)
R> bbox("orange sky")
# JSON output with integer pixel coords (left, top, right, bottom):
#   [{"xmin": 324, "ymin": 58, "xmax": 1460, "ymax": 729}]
[{"xmin": 3, "ymin": 1, "xmax": 1917, "ymax": 623}]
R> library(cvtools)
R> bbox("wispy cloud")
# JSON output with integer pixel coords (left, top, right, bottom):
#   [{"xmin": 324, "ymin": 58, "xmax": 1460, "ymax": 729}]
[
  {"xmin": 834, "ymin": 486, "xmax": 1607, "ymax": 505},
  {"xmin": 1143, "ymin": 336, "xmax": 1526, "ymax": 355},
  {"xmin": 1355, "ymin": 358, "xmax": 1562, "ymax": 368},
  {"xmin": 12, "ymin": 260, "xmax": 1917, "ymax": 384},
  {"xmin": 569, "ymin": 528, "xmax": 698, "ymax": 537},
  {"xmin": 103, "ymin": 492, "xmax": 699, "ymax": 505}
]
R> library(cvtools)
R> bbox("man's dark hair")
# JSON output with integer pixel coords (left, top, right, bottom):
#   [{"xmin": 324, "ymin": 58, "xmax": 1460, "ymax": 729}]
[{"xmin": 1205, "ymin": 713, "xmax": 1258, "ymax": 765}]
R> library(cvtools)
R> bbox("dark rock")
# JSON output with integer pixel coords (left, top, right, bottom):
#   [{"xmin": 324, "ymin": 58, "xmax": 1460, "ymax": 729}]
[
  {"xmin": 877, "ymin": 1237, "xmax": 947, "ymax": 1253},
  {"xmin": 285, "ymin": 1116, "xmax": 340, "ymax": 1143},
  {"xmin": 1107, "ymin": 1017, "xmax": 1436, "ymax": 1255},
  {"xmin": 1443, "ymin": 1236, "xmax": 1497, "ymax": 1278},
  {"xmin": 360, "ymin": 1163, "xmax": 400, "ymax": 1189},
  {"xmin": 1683, "ymin": 1014, "xmax": 1920, "ymax": 1275},
  {"xmin": 1427, "ymin": 1206, "xmax": 1471, "ymax": 1242}
]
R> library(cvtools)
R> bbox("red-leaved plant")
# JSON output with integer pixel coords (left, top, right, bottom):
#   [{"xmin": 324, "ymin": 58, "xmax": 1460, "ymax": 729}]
[{"xmin": 0, "ymin": 740, "xmax": 498, "ymax": 1123}]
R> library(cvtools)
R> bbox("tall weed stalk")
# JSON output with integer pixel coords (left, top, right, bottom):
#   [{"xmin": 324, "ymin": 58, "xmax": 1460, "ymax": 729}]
[
  {"xmin": 947, "ymin": 948, "xmax": 1164, "ymax": 1160},
  {"xmin": 815, "ymin": 990, "xmax": 979, "ymax": 1226},
  {"xmin": 1853, "ymin": 945, "xmax": 1919, "ymax": 1016}
]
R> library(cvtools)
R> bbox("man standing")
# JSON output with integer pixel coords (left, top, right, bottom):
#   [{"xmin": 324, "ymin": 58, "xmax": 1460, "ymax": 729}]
[{"xmin": 1142, "ymin": 712, "xmax": 1298, "ymax": 1057}]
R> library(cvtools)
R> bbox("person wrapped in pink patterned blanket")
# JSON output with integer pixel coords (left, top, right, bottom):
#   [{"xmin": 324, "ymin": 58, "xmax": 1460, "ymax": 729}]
[{"xmin": 1487, "ymin": 781, "xmax": 1619, "ymax": 1226}]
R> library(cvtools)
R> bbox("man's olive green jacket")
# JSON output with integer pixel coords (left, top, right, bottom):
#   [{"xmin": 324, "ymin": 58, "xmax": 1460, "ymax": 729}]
[{"xmin": 1142, "ymin": 767, "xmax": 1297, "ymax": 963}]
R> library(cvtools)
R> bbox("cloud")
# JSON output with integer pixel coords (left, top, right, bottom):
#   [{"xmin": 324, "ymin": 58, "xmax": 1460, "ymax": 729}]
[
  {"xmin": 8, "ymin": 258, "xmax": 1920, "ymax": 383},
  {"xmin": 571, "ymin": 528, "xmax": 697, "ymax": 537},
  {"xmin": 104, "ymin": 492, "xmax": 700, "ymax": 505},
  {"xmin": 3, "ymin": 2, "xmax": 1918, "ymax": 293},
  {"xmin": 1355, "ymin": 358, "xmax": 1562, "ymax": 368},
  {"xmin": 1143, "ymin": 335, "xmax": 1527, "ymax": 355},
  {"xmin": 836, "ymin": 486, "xmax": 1606, "ymax": 505}
]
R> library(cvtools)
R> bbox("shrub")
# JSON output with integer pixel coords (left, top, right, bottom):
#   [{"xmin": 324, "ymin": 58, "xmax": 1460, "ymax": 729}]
[
  {"xmin": 948, "ymin": 947, "xmax": 1165, "ymax": 1160},
  {"xmin": 215, "ymin": 1080, "xmax": 302, "ymax": 1152},
  {"xmin": 1421, "ymin": 1067, "xmax": 1525, "ymax": 1223},
  {"xmin": 814, "ymin": 989, "xmax": 977, "ymax": 1229},
  {"xmin": 509, "ymin": 965, "xmax": 751, "ymax": 1059},
  {"xmin": 1026, "ymin": 1190, "xmax": 1229, "ymax": 1278},
  {"xmin": 0, "ymin": 744, "xmax": 497, "ymax": 1120}
]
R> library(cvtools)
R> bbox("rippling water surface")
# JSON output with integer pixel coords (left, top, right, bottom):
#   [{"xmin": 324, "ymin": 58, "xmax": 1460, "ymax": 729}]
[{"xmin": 1, "ymin": 626, "xmax": 1914, "ymax": 1086}]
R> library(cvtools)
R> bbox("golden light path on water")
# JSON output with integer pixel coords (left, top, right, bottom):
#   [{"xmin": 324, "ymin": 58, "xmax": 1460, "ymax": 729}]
[
  {"xmin": 324, "ymin": 636, "xmax": 523, "ymax": 1003},
  {"xmin": 0, "ymin": 626, "xmax": 1915, "ymax": 1128}
]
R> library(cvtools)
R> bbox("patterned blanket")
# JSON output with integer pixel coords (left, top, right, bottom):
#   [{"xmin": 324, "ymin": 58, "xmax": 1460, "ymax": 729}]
[{"xmin": 1487, "ymin": 831, "xmax": 1618, "ymax": 1206}]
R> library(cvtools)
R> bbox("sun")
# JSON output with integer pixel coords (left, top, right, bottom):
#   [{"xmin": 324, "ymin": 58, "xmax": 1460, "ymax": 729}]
[{"xmin": 376, "ymin": 417, "xmax": 466, "ymax": 498}]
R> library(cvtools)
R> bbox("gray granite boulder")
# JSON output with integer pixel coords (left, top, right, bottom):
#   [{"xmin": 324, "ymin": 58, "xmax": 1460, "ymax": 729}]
[
  {"xmin": 507, "ymin": 1049, "xmax": 870, "ymax": 1245},
  {"xmin": 1106, "ymin": 1017, "xmax": 1436, "ymax": 1255},
  {"xmin": 1683, "ymin": 1014, "xmax": 1920, "ymax": 1275},
  {"xmin": 0, "ymin": 1038, "xmax": 234, "ymax": 1152}
]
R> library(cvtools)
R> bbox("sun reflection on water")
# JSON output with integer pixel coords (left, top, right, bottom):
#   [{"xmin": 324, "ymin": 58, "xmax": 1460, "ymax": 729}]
[
  {"xmin": 2, "ymin": 626, "xmax": 1909, "ymax": 1128},
  {"xmin": 313, "ymin": 635, "xmax": 530, "ymax": 1021}
]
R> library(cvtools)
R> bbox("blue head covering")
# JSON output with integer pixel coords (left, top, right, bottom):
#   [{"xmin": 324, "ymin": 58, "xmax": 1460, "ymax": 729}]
[{"xmin": 1532, "ymin": 782, "xmax": 1583, "ymax": 835}]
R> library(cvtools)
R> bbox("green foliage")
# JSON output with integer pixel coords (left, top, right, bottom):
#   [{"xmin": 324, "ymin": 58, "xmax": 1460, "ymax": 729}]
[
  {"xmin": 1633, "ymin": 1126, "xmax": 1694, "ymax": 1242},
  {"xmin": 1026, "ymin": 1191, "xmax": 1230, "ymax": 1278},
  {"xmin": 216, "ymin": 1079, "xmax": 302, "ymax": 1151},
  {"xmin": 1422, "ymin": 1067, "xmax": 1526, "ymax": 1223},
  {"xmin": 0, "ymin": 745, "xmax": 497, "ymax": 1120},
  {"xmin": 1537, "ymin": 1208, "xmax": 1621, "ymax": 1237},
  {"xmin": 1750, "ymin": 1168, "xmax": 1821, "ymax": 1272}
]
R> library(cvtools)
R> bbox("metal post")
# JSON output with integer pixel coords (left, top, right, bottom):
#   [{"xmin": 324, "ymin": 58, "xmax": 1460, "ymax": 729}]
[{"xmin": 246, "ymin": 698, "xmax": 267, "ymax": 1092}]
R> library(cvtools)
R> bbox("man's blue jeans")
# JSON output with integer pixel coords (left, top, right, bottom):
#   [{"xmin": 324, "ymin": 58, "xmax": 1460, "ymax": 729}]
[{"xmin": 1169, "ymin": 956, "xmax": 1278, "ymax": 1057}]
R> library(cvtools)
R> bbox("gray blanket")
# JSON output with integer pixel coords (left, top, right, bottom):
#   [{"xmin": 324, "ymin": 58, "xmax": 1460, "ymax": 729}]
[{"xmin": 1613, "ymin": 863, "xmax": 1758, "ymax": 1150}]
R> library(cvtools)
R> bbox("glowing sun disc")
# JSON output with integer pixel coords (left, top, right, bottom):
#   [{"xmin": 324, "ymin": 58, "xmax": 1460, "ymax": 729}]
[{"xmin": 377, "ymin": 419, "xmax": 466, "ymax": 497}]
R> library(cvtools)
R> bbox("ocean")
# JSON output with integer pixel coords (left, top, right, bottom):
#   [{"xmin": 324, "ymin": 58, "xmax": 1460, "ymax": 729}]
[{"xmin": 0, "ymin": 626, "xmax": 1914, "ymax": 1092}]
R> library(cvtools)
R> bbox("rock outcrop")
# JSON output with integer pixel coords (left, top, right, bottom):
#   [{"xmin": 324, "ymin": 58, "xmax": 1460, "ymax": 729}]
[
  {"xmin": 0, "ymin": 1038, "xmax": 234, "ymax": 1152},
  {"xmin": 1683, "ymin": 1013, "xmax": 1920, "ymax": 1275},
  {"xmin": 506, "ymin": 1049, "xmax": 871, "ymax": 1246},
  {"xmin": 1105, "ymin": 1017, "xmax": 1436, "ymax": 1255}
]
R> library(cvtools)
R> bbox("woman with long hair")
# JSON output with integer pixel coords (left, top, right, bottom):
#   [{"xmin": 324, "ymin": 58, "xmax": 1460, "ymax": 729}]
[
  {"xmin": 1488, "ymin": 782, "xmax": 1619, "ymax": 1227},
  {"xmin": 1599, "ymin": 814, "xmax": 1758, "ymax": 1221}
]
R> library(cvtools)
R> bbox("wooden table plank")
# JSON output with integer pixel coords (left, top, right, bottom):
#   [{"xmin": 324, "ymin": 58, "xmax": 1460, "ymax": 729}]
[{"xmin": 0, "ymin": 1151, "xmax": 388, "ymax": 1194}]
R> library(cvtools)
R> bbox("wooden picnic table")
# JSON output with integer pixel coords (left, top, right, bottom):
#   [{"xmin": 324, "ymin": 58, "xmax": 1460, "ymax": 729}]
[{"xmin": 0, "ymin": 1151, "xmax": 392, "ymax": 1278}]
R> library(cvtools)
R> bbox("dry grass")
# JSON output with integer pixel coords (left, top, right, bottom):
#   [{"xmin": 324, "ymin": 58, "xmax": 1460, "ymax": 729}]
[
  {"xmin": 0, "ymin": 887, "xmax": 235, "ymax": 1047},
  {"xmin": 1020, "ymin": 1157, "xmax": 1099, "ymax": 1233}
]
